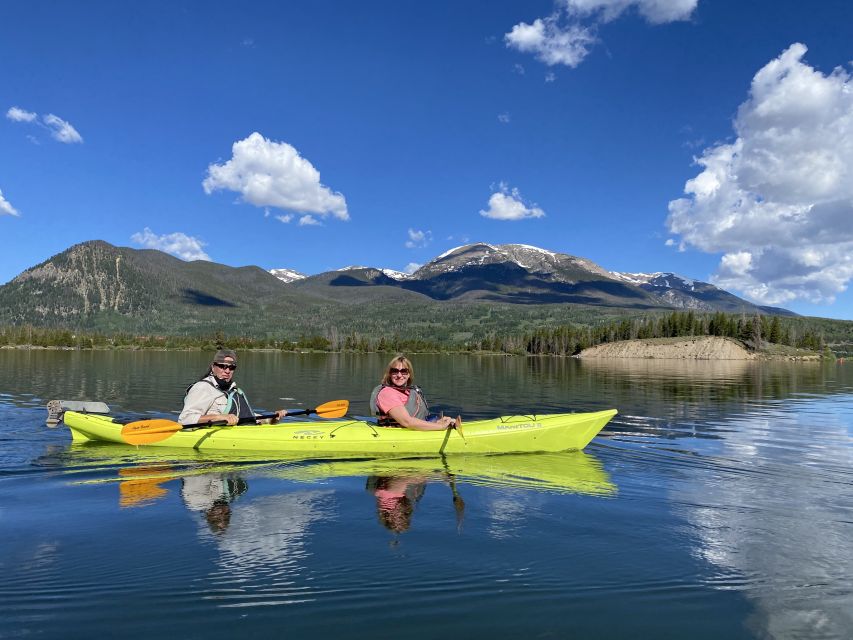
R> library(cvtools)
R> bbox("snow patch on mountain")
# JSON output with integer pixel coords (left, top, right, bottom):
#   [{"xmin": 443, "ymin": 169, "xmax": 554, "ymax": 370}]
[
  {"xmin": 435, "ymin": 245, "xmax": 467, "ymax": 261},
  {"xmin": 331, "ymin": 266, "xmax": 410, "ymax": 280},
  {"xmin": 382, "ymin": 269, "xmax": 411, "ymax": 280},
  {"xmin": 611, "ymin": 271, "xmax": 700, "ymax": 291},
  {"xmin": 269, "ymin": 268, "xmax": 306, "ymax": 283}
]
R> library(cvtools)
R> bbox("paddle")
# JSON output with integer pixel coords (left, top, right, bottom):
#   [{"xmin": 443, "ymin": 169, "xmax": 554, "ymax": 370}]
[
  {"xmin": 438, "ymin": 415, "xmax": 464, "ymax": 454},
  {"xmin": 121, "ymin": 399, "xmax": 350, "ymax": 446}
]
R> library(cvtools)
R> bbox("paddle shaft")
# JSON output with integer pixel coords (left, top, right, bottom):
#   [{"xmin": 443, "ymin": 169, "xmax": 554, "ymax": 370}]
[
  {"xmin": 182, "ymin": 407, "xmax": 320, "ymax": 430},
  {"xmin": 120, "ymin": 400, "xmax": 350, "ymax": 446}
]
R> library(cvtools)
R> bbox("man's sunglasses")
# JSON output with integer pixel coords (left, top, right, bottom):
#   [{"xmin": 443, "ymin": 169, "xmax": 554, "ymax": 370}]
[
  {"xmin": 214, "ymin": 363, "xmax": 237, "ymax": 371},
  {"xmin": 389, "ymin": 367, "xmax": 409, "ymax": 375}
]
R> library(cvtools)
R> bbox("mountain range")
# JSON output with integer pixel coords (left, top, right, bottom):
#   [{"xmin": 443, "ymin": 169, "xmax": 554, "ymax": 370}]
[
  {"xmin": 283, "ymin": 243, "xmax": 791, "ymax": 314},
  {"xmin": 0, "ymin": 240, "xmax": 794, "ymax": 339}
]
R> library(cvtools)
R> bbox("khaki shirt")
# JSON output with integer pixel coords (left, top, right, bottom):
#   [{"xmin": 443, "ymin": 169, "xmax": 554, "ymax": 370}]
[{"xmin": 179, "ymin": 376, "xmax": 231, "ymax": 425}]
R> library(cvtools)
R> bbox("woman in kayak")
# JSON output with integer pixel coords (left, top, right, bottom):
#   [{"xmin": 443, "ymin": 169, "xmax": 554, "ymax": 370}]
[
  {"xmin": 178, "ymin": 349, "xmax": 287, "ymax": 426},
  {"xmin": 369, "ymin": 354, "xmax": 457, "ymax": 431}
]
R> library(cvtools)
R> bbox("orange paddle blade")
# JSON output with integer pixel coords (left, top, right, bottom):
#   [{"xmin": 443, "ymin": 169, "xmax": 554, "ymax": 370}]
[
  {"xmin": 121, "ymin": 419, "xmax": 182, "ymax": 445},
  {"xmin": 313, "ymin": 399, "xmax": 349, "ymax": 418}
]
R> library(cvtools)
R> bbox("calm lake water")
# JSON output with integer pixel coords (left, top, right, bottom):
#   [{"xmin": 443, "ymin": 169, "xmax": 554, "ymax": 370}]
[{"xmin": 1, "ymin": 350, "xmax": 852, "ymax": 639}]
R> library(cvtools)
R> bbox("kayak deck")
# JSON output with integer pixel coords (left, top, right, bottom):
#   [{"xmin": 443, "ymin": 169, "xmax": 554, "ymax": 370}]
[{"xmin": 63, "ymin": 409, "xmax": 617, "ymax": 456}]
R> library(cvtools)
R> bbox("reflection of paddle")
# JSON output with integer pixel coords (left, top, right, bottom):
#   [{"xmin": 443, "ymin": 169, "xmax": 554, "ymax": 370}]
[
  {"xmin": 118, "ymin": 467, "xmax": 176, "ymax": 508},
  {"xmin": 120, "ymin": 400, "xmax": 350, "ymax": 446},
  {"xmin": 441, "ymin": 455, "xmax": 465, "ymax": 532},
  {"xmin": 450, "ymin": 476, "xmax": 465, "ymax": 532}
]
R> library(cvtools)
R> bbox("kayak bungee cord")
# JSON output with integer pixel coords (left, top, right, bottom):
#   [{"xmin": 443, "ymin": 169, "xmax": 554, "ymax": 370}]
[{"xmin": 329, "ymin": 419, "xmax": 378, "ymax": 438}]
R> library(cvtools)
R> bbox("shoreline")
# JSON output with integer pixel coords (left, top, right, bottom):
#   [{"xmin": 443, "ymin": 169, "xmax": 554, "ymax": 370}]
[{"xmin": 1, "ymin": 338, "xmax": 829, "ymax": 361}]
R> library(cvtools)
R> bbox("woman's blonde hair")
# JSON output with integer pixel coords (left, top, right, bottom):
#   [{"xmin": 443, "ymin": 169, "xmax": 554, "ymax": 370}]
[{"xmin": 380, "ymin": 354, "xmax": 415, "ymax": 386}]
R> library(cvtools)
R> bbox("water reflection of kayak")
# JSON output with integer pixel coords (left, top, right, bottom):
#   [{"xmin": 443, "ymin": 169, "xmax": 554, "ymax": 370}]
[
  {"xmin": 61, "ymin": 445, "xmax": 616, "ymax": 499},
  {"xmin": 62, "ymin": 409, "xmax": 617, "ymax": 455},
  {"xmin": 272, "ymin": 452, "xmax": 616, "ymax": 496}
]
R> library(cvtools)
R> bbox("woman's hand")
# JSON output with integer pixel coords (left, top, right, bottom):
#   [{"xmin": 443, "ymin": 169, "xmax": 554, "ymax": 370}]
[
  {"xmin": 387, "ymin": 406, "xmax": 458, "ymax": 431},
  {"xmin": 437, "ymin": 416, "xmax": 455, "ymax": 429},
  {"xmin": 271, "ymin": 409, "xmax": 287, "ymax": 424}
]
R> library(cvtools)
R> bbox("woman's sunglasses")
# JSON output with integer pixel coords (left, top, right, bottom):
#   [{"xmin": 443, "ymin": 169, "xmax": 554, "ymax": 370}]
[
  {"xmin": 214, "ymin": 363, "xmax": 237, "ymax": 371},
  {"xmin": 389, "ymin": 367, "xmax": 409, "ymax": 375}
]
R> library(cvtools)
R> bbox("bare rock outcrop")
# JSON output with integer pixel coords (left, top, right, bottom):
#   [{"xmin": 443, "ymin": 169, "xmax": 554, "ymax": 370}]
[{"xmin": 578, "ymin": 336, "xmax": 756, "ymax": 360}]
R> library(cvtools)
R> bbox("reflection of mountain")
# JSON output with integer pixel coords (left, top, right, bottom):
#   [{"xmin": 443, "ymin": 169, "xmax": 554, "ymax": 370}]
[{"xmin": 671, "ymin": 401, "xmax": 853, "ymax": 638}]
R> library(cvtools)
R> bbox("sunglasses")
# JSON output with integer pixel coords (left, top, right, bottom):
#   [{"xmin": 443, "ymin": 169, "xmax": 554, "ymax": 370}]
[
  {"xmin": 213, "ymin": 362, "xmax": 237, "ymax": 371},
  {"xmin": 389, "ymin": 367, "xmax": 409, "ymax": 375}
]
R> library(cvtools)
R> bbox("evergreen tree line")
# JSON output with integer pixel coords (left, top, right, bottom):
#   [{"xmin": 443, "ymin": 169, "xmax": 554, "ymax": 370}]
[
  {"xmin": 509, "ymin": 311, "xmax": 828, "ymax": 356},
  {"xmin": 0, "ymin": 311, "xmax": 842, "ymax": 356}
]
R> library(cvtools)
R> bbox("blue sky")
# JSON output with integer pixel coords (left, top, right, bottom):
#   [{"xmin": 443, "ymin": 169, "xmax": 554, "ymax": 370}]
[{"xmin": 2, "ymin": 1, "xmax": 853, "ymax": 319}]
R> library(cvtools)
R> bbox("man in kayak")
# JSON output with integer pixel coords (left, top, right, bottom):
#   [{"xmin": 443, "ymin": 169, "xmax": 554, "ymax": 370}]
[
  {"xmin": 369, "ymin": 354, "xmax": 457, "ymax": 430},
  {"xmin": 178, "ymin": 349, "xmax": 287, "ymax": 426}
]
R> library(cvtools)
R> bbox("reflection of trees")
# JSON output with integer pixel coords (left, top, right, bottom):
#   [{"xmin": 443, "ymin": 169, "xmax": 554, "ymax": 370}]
[
  {"xmin": 578, "ymin": 359, "xmax": 835, "ymax": 404},
  {"xmin": 673, "ymin": 402, "xmax": 853, "ymax": 638},
  {"xmin": 573, "ymin": 360, "xmax": 846, "ymax": 433}
]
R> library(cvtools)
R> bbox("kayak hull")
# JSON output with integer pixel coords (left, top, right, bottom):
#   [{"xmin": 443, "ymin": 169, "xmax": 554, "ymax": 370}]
[{"xmin": 63, "ymin": 409, "xmax": 617, "ymax": 456}]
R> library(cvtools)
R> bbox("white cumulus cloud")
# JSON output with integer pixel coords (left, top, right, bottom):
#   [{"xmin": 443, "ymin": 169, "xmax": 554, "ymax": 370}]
[
  {"xmin": 203, "ymin": 132, "xmax": 349, "ymax": 222},
  {"xmin": 405, "ymin": 228, "xmax": 432, "ymax": 248},
  {"xmin": 404, "ymin": 262, "xmax": 421, "ymax": 275},
  {"xmin": 6, "ymin": 106, "xmax": 37, "ymax": 122},
  {"xmin": 565, "ymin": 0, "xmax": 697, "ymax": 24},
  {"xmin": 6, "ymin": 106, "xmax": 83, "ymax": 143},
  {"xmin": 506, "ymin": 0, "xmax": 696, "ymax": 68},
  {"xmin": 480, "ymin": 183, "xmax": 546, "ymax": 220},
  {"xmin": 0, "ymin": 189, "xmax": 20, "ymax": 216},
  {"xmin": 505, "ymin": 16, "xmax": 596, "ymax": 68},
  {"xmin": 130, "ymin": 227, "xmax": 211, "ymax": 261},
  {"xmin": 667, "ymin": 43, "xmax": 853, "ymax": 306},
  {"xmin": 298, "ymin": 214, "xmax": 321, "ymax": 226},
  {"xmin": 42, "ymin": 113, "xmax": 83, "ymax": 143}
]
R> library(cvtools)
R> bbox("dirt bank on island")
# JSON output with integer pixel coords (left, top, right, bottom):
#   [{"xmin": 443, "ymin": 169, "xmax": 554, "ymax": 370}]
[{"xmin": 578, "ymin": 336, "xmax": 756, "ymax": 360}]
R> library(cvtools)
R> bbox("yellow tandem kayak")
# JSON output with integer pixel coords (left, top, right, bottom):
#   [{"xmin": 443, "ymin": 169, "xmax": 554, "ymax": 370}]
[{"xmin": 62, "ymin": 409, "xmax": 617, "ymax": 456}]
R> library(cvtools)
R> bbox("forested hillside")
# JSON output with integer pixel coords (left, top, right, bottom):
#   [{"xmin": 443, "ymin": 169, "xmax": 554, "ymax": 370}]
[{"xmin": 3, "ymin": 311, "xmax": 850, "ymax": 358}]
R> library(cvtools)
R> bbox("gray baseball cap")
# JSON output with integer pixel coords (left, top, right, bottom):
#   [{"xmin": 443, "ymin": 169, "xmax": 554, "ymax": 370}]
[{"xmin": 213, "ymin": 349, "xmax": 237, "ymax": 363}]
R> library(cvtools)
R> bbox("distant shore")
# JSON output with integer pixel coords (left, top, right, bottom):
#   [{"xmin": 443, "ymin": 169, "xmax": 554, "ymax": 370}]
[
  {"xmin": 0, "ymin": 337, "xmax": 830, "ymax": 361},
  {"xmin": 578, "ymin": 336, "xmax": 823, "ymax": 361}
]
